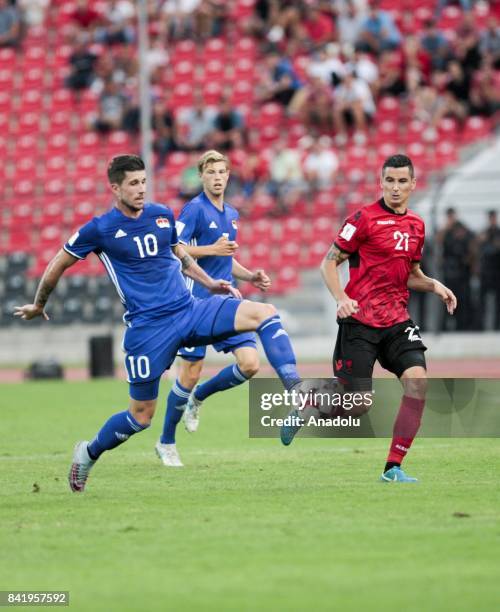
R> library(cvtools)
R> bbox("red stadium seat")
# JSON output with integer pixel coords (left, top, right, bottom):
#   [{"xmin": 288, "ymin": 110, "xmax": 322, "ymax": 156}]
[
  {"xmin": 22, "ymin": 67, "xmax": 45, "ymax": 89},
  {"xmin": 22, "ymin": 46, "xmax": 46, "ymax": 68},
  {"xmin": 301, "ymin": 240, "xmax": 330, "ymax": 268},
  {"xmin": 13, "ymin": 179, "xmax": 36, "ymax": 201},
  {"xmin": 18, "ymin": 89, "xmax": 44, "ymax": 113},
  {"xmin": 173, "ymin": 60, "xmax": 195, "ymax": 84},
  {"xmin": 312, "ymin": 191, "xmax": 339, "ymax": 218},
  {"xmin": 0, "ymin": 91, "xmax": 11, "ymax": 113},
  {"xmin": 272, "ymin": 266, "xmax": 299, "ymax": 294},
  {"xmin": 0, "ymin": 47, "xmax": 15, "ymax": 68},
  {"xmin": 172, "ymin": 40, "xmax": 197, "ymax": 62},
  {"xmin": 203, "ymin": 81, "xmax": 223, "ymax": 105},
  {"xmin": 204, "ymin": 38, "xmax": 226, "ymax": 59},
  {"xmin": 50, "ymin": 89, "xmax": 74, "ymax": 112},
  {"xmin": 46, "ymin": 133, "xmax": 71, "ymax": 156},
  {"xmin": 14, "ymin": 134, "xmax": 39, "ymax": 156},
  {"xmin": 78, "ymin": 132, "xmax": 100, "ymax": 154},
  {"xmin": 248, "ymin": 193, "xmax": 276, "ymax": 218},
  {"xmin": 0, "ymin": 68, "xmax": 14, "ymax": 90},
  {"xmin": 230, "ymin": 80, "xmax": 254, "ymax": 105},
  {"xmin": 271, "ymin": 240, "xmax": 301, "ymax": 270},
  {"xmin": 437, "ymin": 117, "xmax": 459, "ymax": 141},
  {"xmin": 435, "ymin": 141, "xmax": 458, "ymax": 169},
  {"xmin": 233, "ymin": 37, "xmax": 257, "ymax": 59},
  {"xmin": 280, "ymin": 216, "xmax": 309, "ymax": 243},
  {"xmin": 311, "ymin": 217, "xmax": 337, "ymax": 243},
  {"xmin": 74, "ymin": 177, "xmax": 98, "ymax": 195},
  {"xmin": 13, "ymin": 157, "xmax": 37, "ymax": 181},
  {"xmin": 461, "ymin": 116, "xmax": 491, "ymax": 143},
  {"xmin": 249, "ymin": 243, "xmax": 272, "ymax": 269},
  {"xmin": 251, "ymin": 218, "xmax": 275, "ymax": 243},
  {"xmin": 43, "ymin": 178, "xmax": 67, "ymax": 199},
  {"xmin": 14, "ymin": 112, "xmax": 41, "ymax": 135}
]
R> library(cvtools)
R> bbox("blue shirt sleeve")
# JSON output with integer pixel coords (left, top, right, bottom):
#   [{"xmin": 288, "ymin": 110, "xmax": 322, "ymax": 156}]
[
  {"xmin": 64, "ymin": 219, "xmax": 100, "ymax": 260},
  {"xmin": 168, "ymin": 209, "xmax": 179, "ymax": 246},
  {"xmin": 175, "ymin": 203, "xmax": 199, "ymax": 245}
]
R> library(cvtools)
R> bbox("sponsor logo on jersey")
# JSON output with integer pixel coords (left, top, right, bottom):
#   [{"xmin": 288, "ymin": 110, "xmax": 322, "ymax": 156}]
[
  {"xmin": 377, "ymin": 220, "xmax": 396, "ymax": 225},
  {"xmin": 114, "ymin": 229, "xmax": 127, "ymax": 238},
  {"xmin": 156, "ymin": 217, "xmax": 170, "ymax": 228},
  {"xmin": 232, "ymin": 219, "xmax": 237, "ymax": 229},
  {"xmin": 209, "ymin": 221, "xmax": 218, "ymax": 229},
  {"xmin": 340, "ymin": 222, "xmax": 357, "ymax": 241}
]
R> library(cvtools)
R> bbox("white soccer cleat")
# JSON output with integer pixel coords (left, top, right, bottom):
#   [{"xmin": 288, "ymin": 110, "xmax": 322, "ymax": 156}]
[
  {"xmin": 183, "ymin": 392, "xmax": 202, "ymax": 433},
  {"xmin": 155, "ymin": 441, "xmax": 184, "ymax": 467},
  {"xmin": 68, "ymin": 441, "xmax": 96, "ymax": 492}
]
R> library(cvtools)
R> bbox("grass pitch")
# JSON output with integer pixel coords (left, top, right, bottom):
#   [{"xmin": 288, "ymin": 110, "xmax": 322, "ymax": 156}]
[{"xmin": 0, "ymin": 379, "xmax": 499, "ymax": 611}]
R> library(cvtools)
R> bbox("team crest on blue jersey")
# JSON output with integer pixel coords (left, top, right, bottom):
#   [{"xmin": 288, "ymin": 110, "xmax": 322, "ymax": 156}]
[
  {"xmin": 232, "ymin": 219, "xmax": 237, "ymax": 229},
  {"xmin": 156, "ymin": 217, "xmax": 170, "ymax": 229}
]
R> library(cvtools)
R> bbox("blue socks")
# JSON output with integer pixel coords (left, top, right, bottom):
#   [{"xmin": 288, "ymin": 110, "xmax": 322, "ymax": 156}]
[
  {"xmin": 160, "ymin": 379, "xmax": 191, "ymax": 444},
  {"xmin": 256, "ymin": 315, "xmax": 301, "ymax": 390},
  {"xmin": 195, "ymin": 364, "xmax": 249, "ymax": 402},
  {"xmin": 87, "ymin": 410, "xmax": 149, "ymax": 460}
]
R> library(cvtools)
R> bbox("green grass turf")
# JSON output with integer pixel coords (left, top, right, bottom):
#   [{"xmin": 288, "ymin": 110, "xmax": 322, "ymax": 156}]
[{"xmin": 0, "ymin": 379, "xmax": 499, "ymax": 611}]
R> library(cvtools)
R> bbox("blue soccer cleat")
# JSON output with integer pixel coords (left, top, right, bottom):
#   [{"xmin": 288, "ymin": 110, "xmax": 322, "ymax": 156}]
[
  {"xmin": 280, "ymin": 409, "xmax": 304, "ymax": 446},
  {"xmin": 379, "ymin": 466, "xmax": 418, "ymax": 483}
]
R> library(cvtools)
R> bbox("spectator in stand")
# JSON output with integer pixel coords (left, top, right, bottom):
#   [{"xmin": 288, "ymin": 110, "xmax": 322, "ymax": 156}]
[
  {"xmin": 247, "ymin": 0, "xmax": 279, "ymax": 39},
  {"xmin": 436, "ymin": 208, "xmax": 476, "ymax": 331},
  {"xmin": 469, "ymin": 57, "xmax": 500, "ymax": 116},
  {"xmin": 18, "ymin": 0, "xmax": 49, "ymax": 27},
  {"xmin": 268, "ymin": 137, "xmax": 305, "ymax": 208},
  {"xmin": 260, "ymin": 49, "xmax": 303, "ymax": 108},
  {"xmin": 479, "ymin": 17, "xmax": 500, "ymax": 68},
  {"xmin": 161, "ymin": 0, "xmax": 201, "ymax": 41},
  {"xmin": 332, "ymin": 67, "xmax": 375, "ymax": 144},
  {"xmin": 96, "ymin": 0, "xmax": 135, "ymax": 46},
  {"xmin": 419, "ymin": 19, "xmax": 451, "ymax": 71},
  {"xmin": 0, "ymin": 0, "xmax": 21, "ymax": 47},
  {"xmin": 303, "ymin": 136, "xmax": 339, "ymax": 190},
  {"xmin": 336, "ymin": 0, "xmax": 366, "ymax": 49},
  {"xmin": 152, "ymin": 99, "xmax": 178, "ymax": 168},
  {"xmin": 454, "ymin": 12, "xmax": 482, "ymax": 75},
  {"xmin": 377, "ymin": 49, "xmax": 406, "ymax": 97},
  {"xmin": 196, "ymin": 0, "xmax": 227, "ymax": 39},
  {"xmin": 298, "ymin": 5, "xmax": 335, "ymax": 48},
  {"xmin": 93, "ymin": 79, "xmax": 128, "ymax": 134},
  {"xmin": 445, "ymin": 60, "xmax": 471, "ymax": 111},
  {"xmin": 307, "ymin": 43, "xmax": 346, "ymax": 87},
  {"xmin": 212, "ymin": 97, "xmax": 245, "ymax": 151},
  {"xmin": 478, "ymin": 210, "xmax": 500, "ymax": 330},
  {"xmin": 356, "ymin": 0, "xmax": 401, "ymax": 56},
  {"xmin": 402, "ymin": 35, "xmax": 431, "ymax": 96},
  {"xmin": 66, "ymin": 33, "xmax": 98, "ymax": 92},
  {"xmin": 177, "ymin": 91, "xmax": 216, "ymax": 151},
  {"xmin": 291, "ymin": 75, "xmax": 335, "ymax": 132},
  {"xmin": 347, "ymin": 49, "xmax": 379, "ymax": 92},
  {"xmin": 70, "ymin": 0, "xmax": 102, "ymax": 33}
]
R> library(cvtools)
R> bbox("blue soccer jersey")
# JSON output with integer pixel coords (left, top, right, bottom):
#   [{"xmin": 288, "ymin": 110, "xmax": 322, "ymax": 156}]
[
  {"xmin": 175, "ymin": 191, "xmax": 239, "ymax": 298},
  {"xmin": 64, "ymin": 203, "xmax": 192, "ymax": 325}
]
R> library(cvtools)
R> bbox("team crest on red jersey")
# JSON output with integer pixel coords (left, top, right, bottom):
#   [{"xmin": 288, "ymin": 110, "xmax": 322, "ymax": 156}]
[{"xmin": 156, "ymin": 217, "xmax": 170, "ymax": 228}]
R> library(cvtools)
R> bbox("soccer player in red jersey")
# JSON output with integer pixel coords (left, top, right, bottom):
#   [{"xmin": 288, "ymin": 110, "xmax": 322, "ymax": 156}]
[{"xmin": 321, "ymin": 154, "xmax": 457, "ymax": 482}]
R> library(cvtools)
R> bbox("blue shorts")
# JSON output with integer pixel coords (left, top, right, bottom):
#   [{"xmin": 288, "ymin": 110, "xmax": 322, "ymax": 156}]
[
  {"xmin": 124, "ymin": 296, "xmax": 241, "ymax": 401},
  {"xmin": 177, "ymin": 331, "xmax": 257, "ymax": 361}
]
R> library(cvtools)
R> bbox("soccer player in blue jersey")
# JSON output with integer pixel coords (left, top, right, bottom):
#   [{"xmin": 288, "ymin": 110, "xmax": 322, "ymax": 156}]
[
  {"xmin": 14, "ymin": 155, "xmax": 303, "ymax": 492},
  {"xmin": 158, "ymin": 150, "xmax": 271, "ymax": 466}
]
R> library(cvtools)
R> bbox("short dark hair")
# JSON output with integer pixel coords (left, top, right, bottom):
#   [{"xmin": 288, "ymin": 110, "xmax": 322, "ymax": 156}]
[
  {"xmin": 107, "ymin": 155, "xmax": 145, "ymax": 185},
  {"xmin": 382, "ymin": 154, "xmax": 414, "ymax": 178}
]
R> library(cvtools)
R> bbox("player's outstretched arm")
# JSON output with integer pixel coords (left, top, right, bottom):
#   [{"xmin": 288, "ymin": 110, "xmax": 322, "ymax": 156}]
[
  {"xmin": 320, "ymin": 243, "xmax": 359, "ymax": 318},
  {"xmin": 173, "ymin": 244, "xmax": 242, "ymax": 298},
  {"xmin": 408, "ymin": 262, "xmax": 457, "ymax": 314},
  {"xmin": 13, "ymin": 249, "xmax": 78, "ymax": 321},
  {"xmin": 182, "ymin": 236, "xmax": 238, "ymax": 259},
  {"xmin": 232, "ymin": 259, "xmax": 271, "ymax": 291}
]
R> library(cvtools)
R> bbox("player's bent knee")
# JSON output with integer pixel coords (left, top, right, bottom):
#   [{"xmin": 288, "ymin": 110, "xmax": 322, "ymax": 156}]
[
  {"xmin": 239, "ymin": 356, "xmax": 259, "ymax": 378},
  {"xmin": 255, "ymin": 302, "xmax": 277, "ymax": 324},
  {"xmin": 401, "ymin": 366, "xmax": 428, "ymax": 398},
  {"xmin": 129, "ymin": 398, "xmax": 157, "ymax": 426},
  {"xmin": 235, "ymin": 301, "xmax": 277, "ymax": 331}
]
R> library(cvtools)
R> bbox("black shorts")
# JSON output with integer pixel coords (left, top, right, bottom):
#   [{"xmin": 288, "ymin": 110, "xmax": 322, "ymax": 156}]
[{"xmin": 333, "ymin": 319, "xmax": 427, "ymax": 390}]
